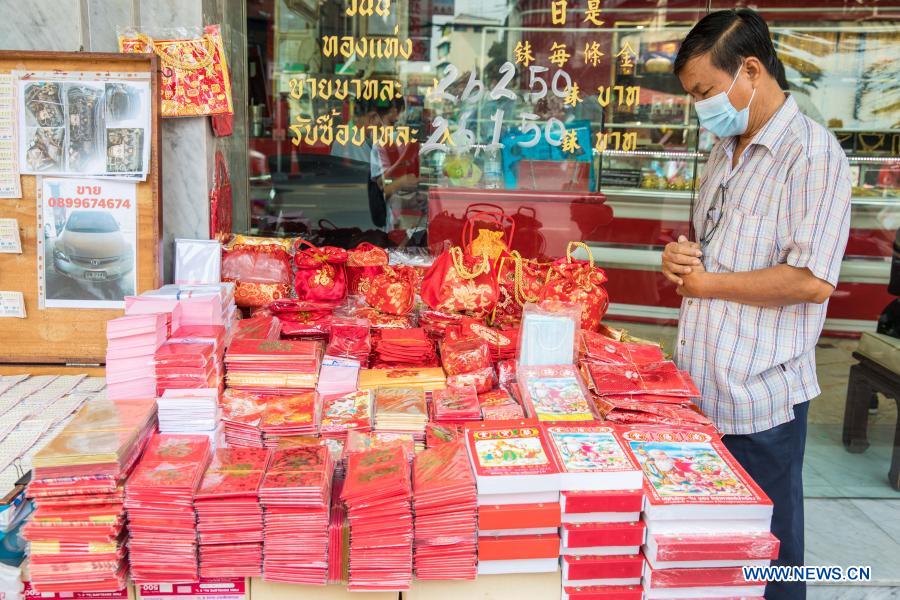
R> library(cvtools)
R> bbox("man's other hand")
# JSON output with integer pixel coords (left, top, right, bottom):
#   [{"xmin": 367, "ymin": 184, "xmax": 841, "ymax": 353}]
[{"xmin": 662, "ymin": 235, "xmax": 703, "ymax": 286}]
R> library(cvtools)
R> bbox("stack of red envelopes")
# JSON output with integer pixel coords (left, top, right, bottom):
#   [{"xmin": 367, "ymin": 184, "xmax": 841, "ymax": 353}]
[
  {"xmin": 26, "ymin": 399, "xmax": 157, "ymax": 592},
  {"xmin": 412, "ymin": 441, "xmax": 477, "ymax": 580},
  {"xmin": 373, "ymin": 328, "xmax": 437, "ymax": 368},
  {"xmin": 585, "ymin": 361, "xmax": 700, "ymax": 397},
  {"xmin": 154, "ymin": 342, "xmax": 220, "ymax": 395},
  {"xmin": 125, "ymin": 435, "xmax": 212, "ymax": 584},
  {"xmin": 592, "ymin": 394, "xmax": 715, "ymax": 429},
  {"xmin": 342, "ymin": 445, "xmax": 413, "ymax": 591},
  {"xmin": 259, "ymin": 392, "xmax": 320, "ymax": 448},
  {"xmin": 425, "ymin": 423, "xmax": 464, "ymax": 448},
  {"xmin": 225, "ymin": 339, "xmax": 323, "ymax": 393},
  {"xmin": 327, "ymin": 477, "xmax": 348, "ymax": 584},
  {"xmin": 478, "ymin": 388, "xmax": 525, "ymax": 420},
  {"xmin": 219, "ymin": 389, "xmax": 266, "ymax": 448},
  {"xmin": 319, "ymin": 390, "xmax": 373, "ymax": 439},
  {"xmin": 232, "ymin": 315, "xmax": 282, "ymax": 341},
  {"xmin": 344, "ymin": 431, "xmax": 417, "ymax": 462},
  {"xmin": 169, "ymin": 324, "xmax": 228, "ymax": 362},
  {"xmin": 260, "ymin": 445, "xmax": 334, "ymax": 584},
  {"xmin": 431, "ymin": 385, "xmax": 481, "ymax": 422},
  {"xmin": 195, "ymin": 447, "xmax": 271, "ymax": 578},
  {"xmin": 374, "ymin": 387, "xmax": 428, "ymax": 443},
  {"xmin": 580, "ymin": 330, "xmax": 666, "ymax": 366}
]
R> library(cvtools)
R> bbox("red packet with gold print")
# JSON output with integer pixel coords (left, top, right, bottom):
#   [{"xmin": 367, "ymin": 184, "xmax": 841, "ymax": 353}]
[{"xmin": 119, "ymin": 25, "xmax": 233, "ymax": 117}]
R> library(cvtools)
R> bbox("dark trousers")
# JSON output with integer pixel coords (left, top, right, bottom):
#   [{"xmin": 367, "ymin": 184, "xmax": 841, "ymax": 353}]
[{"xmin": 722, "ymin": 401, "xmax": 809, "ymax": 600}]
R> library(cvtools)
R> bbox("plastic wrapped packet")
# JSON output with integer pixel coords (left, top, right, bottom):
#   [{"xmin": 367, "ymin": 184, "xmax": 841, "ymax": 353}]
[
  {"xmin": 256, "ymin": 299, "xmax": 334, "ymax": 337},
  {"xmin": 222, "ymin": 235, "xmax": 294, "ymax": 309},
  {"xmin": 231, "ymin": 316, "xmax": 281, "ymax": 341},
  {"xmin": 175, "ymin": 238, "xmax": 222, "ymax": 285},
  {"xmin": 517, "ymin": 364, "xmax": 596, "ymax": 422},
  {"xmin": 496, "ymin": 359, "xmax": 518, "ymax": 387},
  {"xmin": 518, "ymin": 301, "xmax": 581, "ymax": 366},
  {"xmin": 326, "ymin": 317, "xmax": 372, "ymax": 363},
  {"xmin": 446, "ymin": 366, "xmax": 495, "ymax": 394},
  {"xmin": 440, "ymin": 336, "xmax": 492, "ymax": 376}
]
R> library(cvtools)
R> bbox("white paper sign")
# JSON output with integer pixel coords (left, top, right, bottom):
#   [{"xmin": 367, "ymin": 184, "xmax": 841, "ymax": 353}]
[
  {"xmin": 0, "ymin": 218, "xmax": 21, "ymax": 253},
  {"xmin": 38, "ymin": 177, "xmax": 137, "ymax": 309},
  {"xmin": 0, "ymin": 291, "xmax": 25, "ymax": 318}
]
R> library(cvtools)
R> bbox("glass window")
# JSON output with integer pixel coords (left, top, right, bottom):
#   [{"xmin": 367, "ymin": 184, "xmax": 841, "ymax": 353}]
[{"xmin": 245, "ymin": 0, "xmax": 900, "ymax": 501}]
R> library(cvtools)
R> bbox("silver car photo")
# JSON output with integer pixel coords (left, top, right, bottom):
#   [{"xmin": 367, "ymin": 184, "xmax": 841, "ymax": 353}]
[{"xmin": 52, "ymin": 210, "xmax": 134, "ymax": 282}]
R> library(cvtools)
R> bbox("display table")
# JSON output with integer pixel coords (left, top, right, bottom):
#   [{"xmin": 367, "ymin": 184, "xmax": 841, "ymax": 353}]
[{"xmin": 401, "ymin": 571, "xmax": 562, "ymax": 600}]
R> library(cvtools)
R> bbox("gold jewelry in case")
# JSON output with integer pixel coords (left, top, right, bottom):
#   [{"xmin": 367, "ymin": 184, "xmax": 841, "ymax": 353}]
[{"xmin": 857, "ymin": 133, "xmax": 887, "ymax": 153}]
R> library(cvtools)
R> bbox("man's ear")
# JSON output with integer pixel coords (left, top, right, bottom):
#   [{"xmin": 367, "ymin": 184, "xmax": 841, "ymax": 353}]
[{"xmin": 743, "ymin": 56, "xmax": 765, "ymax": 84}]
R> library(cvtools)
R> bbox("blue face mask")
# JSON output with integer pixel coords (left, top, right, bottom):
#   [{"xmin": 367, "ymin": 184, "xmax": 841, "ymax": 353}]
[{"xmin": 694, "ymin": 65, "xmax": 755, "ymax": 138}]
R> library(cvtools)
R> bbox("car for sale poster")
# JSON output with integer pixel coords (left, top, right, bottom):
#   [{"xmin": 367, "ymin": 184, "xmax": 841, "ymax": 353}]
[{"xmin": 38, "ymin": 177, "xmax": 137, "ymax": 309}]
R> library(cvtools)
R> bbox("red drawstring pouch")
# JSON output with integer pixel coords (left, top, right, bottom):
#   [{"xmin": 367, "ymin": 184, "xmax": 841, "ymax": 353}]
[
  {"xmin": 347, "ymin": 242, "xmax": 389, "ymax": 295},
  {"xmin": 293, "ymin": 239, "xmax": 349, "ymax": 304}
]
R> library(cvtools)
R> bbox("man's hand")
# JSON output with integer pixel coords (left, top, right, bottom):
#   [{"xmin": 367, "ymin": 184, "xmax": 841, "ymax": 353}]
[
  {"xmin": 662, "ymin": 236, "xmax": 703, "ymax": 286},
  {"xmin": 677, "ymin": 266, "xmax": 708, "ymax": 298}
]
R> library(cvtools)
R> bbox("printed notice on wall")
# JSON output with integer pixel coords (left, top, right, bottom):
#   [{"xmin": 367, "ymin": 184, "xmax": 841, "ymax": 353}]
[
  {"xmin": 38, "ymin": 177, "xmax": 137, "ymax": 309},
  {"xmin": 0, "ymin": 73, "xmax": 21, "ymax": 198},
  {"xmin": 0, "ymin": 291, "xmax": 26, "ymax": 318},
  {"xmin": 17, "ymin": 72, "xmax": 151, "ymax": 180},
  {"xmin": 0, "ymin": 218, "xmax": 22, "ymax": 253}
]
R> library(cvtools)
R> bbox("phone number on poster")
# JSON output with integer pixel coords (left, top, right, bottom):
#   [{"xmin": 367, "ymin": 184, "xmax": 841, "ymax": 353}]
[{"xmin": 45, "ymin": 197, "xmax": 133, "ymax": 209}]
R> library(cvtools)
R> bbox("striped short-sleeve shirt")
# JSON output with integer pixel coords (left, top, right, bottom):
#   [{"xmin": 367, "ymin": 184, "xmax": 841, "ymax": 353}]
[{"xmin": 675, "ymin": 95, "xmax": 852, "ymax": 435}]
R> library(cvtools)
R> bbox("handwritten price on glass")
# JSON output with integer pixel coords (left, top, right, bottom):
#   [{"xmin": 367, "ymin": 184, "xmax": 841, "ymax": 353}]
[{"xmin": 422, "ymin": 61, "xmax": 577, "ymax": 155}]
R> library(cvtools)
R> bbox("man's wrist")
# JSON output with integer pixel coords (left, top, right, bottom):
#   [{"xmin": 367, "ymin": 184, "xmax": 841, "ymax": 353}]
[{"xmin": 693, "ymin": 270, "xmax": 716, "ymax": 298}]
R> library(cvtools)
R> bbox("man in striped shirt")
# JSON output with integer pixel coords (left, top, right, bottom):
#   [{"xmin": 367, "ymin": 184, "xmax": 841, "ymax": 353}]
[{"xmin": 661, "ymin": 9, "xmax": 851, "ymax": 600}]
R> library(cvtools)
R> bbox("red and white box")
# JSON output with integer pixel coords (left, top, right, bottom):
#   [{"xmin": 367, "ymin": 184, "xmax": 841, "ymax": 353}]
[
  {"xmin": 561, "ymin": 584, "xmax": 644, "ymax": 600},
  {"xmin": 642, "ymin": 562, "xmax": 766, "ymax": 599},
  {"xmin": 476, "ymin": 533, "xmax": 561, "ymax": 575},
  {"xmin": 478, "ymin": 502, "xmax": 561, "ymax": 536},
  {"xmin": 464, "ymin": 420, "xmax": 561, "ymax": 504},
  {"xmin": 562, "ymin": 554, "xmax": 643, "ymax": 586},
  {"xmin": 545, "ymin": 425, "xmax": 644, "ymax": 491},
  {"xmin": 561, "ymin": 489, "xmax": 643, "ymax": 524},
  {"xmin": 643, "ymin": 531, "xmax": 780, "ymax": 569},
  {"xmin": 561, "ymin": 521, "xmax": 646, "ymax": 556},
  {"xmin": 620, "ymin": 428, "xmax": 772, "ymax": 532}
]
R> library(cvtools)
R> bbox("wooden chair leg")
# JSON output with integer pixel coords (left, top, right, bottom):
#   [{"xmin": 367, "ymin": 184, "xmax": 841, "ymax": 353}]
[{"xmin": 843, "ymin": 364, "xmax": 873, "ymax": 453}]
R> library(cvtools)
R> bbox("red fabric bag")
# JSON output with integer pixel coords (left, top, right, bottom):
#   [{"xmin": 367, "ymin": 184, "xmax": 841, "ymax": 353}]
[
  {"xmin": 347, "ymin": 242, "xmax": 389, "ymax": 295},
  {"xmin": 293, "ymin": 240, "xmax": 349, "ymax": 303},
  {"xmin": 420, "ymin": 246, "xmax": 499, "ymax": 319},
  {"xmin": 491, "ymin": 252, "xmax": 550, "ymax": 328},
  {"xmin": 538, "ymin": 242, "xmax": 609, "ymax": 331},
  {"xmin": 365, "ymin": 265, "xmax": 418, "ymax": 316},
  {"xmin": 222, "ymin": 235, "xmax": 293, "ymax": 309}
]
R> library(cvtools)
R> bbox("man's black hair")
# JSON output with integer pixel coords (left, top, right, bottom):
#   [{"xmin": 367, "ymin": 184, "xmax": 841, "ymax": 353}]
[{"xmin": 674, "ymin": 9, "xmax": 779, "ymax": 77}]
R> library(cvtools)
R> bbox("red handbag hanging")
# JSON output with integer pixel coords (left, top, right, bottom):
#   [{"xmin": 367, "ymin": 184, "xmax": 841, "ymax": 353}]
[
  {"xmin": 538, "ymin": 241, "xmax": 610, "ymax": 331},
  {"xmin": 293, "ymin": 239, "xmax": 349, "ymax": 303},
  {"xmin": 209, "ymin": 151, "xmax": 232, "ymax": 241}
]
